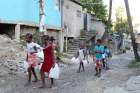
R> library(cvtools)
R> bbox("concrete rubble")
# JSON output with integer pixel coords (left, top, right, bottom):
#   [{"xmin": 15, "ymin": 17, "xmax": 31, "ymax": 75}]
[{"xmin": 0, "ymin": 35, "xmax": 26, "ymax": 75}]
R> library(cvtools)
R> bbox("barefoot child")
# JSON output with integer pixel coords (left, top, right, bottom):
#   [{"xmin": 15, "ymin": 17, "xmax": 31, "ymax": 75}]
[
  {"xmin": 40, "ymin": 35, "xmax": 55, "ymax": 88},
  {"xmin": 102, "ymin": 46, "xmax": 111, "ymax": 70},
  {"xmin": 25, "ymin": 33, "xmax": 39, "ymax": 85},
  {"xmin": 77, "ymin": 47, "xmax": 86, "ymax": 73},
  {"xmin": 93, "ymin": 39, "xmax": 104, "ymax": 77}
]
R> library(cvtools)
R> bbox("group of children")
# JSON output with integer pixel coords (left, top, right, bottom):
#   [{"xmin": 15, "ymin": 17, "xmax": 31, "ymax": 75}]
[
  {"xmin": 76, "ymin": 39, "xmax": 112, "ymax": 77},
  {"xmin": 25, "ymin": 33, "xmax": 56, "ymax": 88},
  {"xmin": 25, "ymin": 32, "xmax": 111, "ymax": 89}
]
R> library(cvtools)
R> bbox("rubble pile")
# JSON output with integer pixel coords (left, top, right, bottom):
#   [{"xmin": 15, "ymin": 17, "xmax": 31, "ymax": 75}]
[{"xmin": 0, "ymin": 35, "xmax": 26, "ymax": 75}]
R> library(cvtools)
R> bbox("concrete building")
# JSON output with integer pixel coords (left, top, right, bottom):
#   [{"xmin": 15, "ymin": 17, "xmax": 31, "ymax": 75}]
[
  {"xmin": 63, "ymin": 0, "xmax": 84, "ymax": 38},
  {"xmin": 0, "ymin": 0, "xmax": 61, "ymax": 42},
  {"xmin": 85, "ymin": 13, "xmax": 106, "ymax": 39}
]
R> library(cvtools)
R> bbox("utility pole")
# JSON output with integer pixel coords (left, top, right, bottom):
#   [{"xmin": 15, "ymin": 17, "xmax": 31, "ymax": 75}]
[
  {"xmin": 102, "ymin": 0, "xmax": 113, "ymax": 41},
  {"xmin": 59, "ymin": 0, "xmax": 64, "ymax": 53},
  {"xmin": 124, "ymin": 0, "xmax": 140, "ymax": 61},
  {"xmin": 65, "ymin": 25, "xmax": 68, "ymax": 53},
  {"xmin": 39, "ymin": 0, "xmax": 46, "ymax": 34},
  {"xmin": 108, "ymin": 0, "xmax": 113, "ymax": 25}
]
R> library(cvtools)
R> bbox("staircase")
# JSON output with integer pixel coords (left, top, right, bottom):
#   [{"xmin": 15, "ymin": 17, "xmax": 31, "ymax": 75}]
[{"xmin": 65, "ymin": 31, "xmax": 96, "ymax": 58}]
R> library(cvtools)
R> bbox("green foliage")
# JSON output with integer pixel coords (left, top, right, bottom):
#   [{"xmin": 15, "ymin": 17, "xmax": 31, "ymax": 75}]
[
  {"xmin": 80, "ymin": 29, "xmax": 85, "ymax": 36},
  {"xmin": 128, "ymin": 60, "xmax": 140, "ymax": 68},
  {"xmin": 114, "ymin": 20, "xmax": 129, "ymax": 35},
  {"xmin": 114, "ymin": 6, "xmax": 130, "ymax": 36},
  {"xmin": 80, "ymin": 0, "xmax": 107, "ymax": 21}
]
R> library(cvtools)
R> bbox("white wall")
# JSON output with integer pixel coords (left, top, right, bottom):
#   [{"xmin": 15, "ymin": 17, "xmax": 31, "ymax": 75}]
[
  {"xmin": 63, "ymin": 0, "xmax": 83, "ymax": 38},
  {"xmin": 87, "ymin": 14, "xmax": 105, "ymax": 39},
  {"xmin": 92, "ymin": 21, "xmax": 105, "ymax": 39}
]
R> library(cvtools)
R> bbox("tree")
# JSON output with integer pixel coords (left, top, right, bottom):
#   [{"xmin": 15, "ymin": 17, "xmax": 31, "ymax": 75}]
[
  {"xmin": 80, "ymin": 0, "xmax": 107, "ymax": 21},
  {"xmin": 114, "ymin": 20, "xmax": 129, "ymax": 36},
  {"xmin": 102, "ymin": 0, "xmax": 113, "ymax": 41},
  {"xmin": 124, "ymin": 0, "xmax": 140, "ymax": 61},
  {"xmin": 108, "ymin": 0, "xmax": 113, "ymax": 26},
  {"xmin": 114, "ymin": 6, "xmax": 129, "ymax": 36}
]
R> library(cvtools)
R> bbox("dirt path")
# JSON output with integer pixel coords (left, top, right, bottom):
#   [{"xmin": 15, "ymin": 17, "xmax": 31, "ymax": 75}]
[{"xmin": 0, "ymin": 51, "xmax": 139, "ymax": 93}]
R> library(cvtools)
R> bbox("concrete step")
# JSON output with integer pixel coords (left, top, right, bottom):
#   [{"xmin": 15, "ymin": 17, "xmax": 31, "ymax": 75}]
[
  {"xmin": 67, "ymin": 52, "xmax": 76, "ymax": 56},
  {"xmin": 68, "ymin": 50, "xmax": 78, "ymax": 53},
  {"xmin": 70, "ymin": 46, "xmax": 79, "ymax": 49},
  {"xmin": 65, "ymin": 31, "xmax": 96, "ymax": 58},
  {"xmin": 85, "ymin": 31, "xmax": 96, "ymax": 34},
  {"xmin": 68, "ymin": 49, "xmax": 78, "ymax": 52}
]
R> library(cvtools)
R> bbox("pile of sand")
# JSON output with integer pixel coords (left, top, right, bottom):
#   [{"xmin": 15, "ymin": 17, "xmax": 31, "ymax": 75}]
[{"xmin": 0, "ymin": 35, "xmax": 26, "ymax": 75}]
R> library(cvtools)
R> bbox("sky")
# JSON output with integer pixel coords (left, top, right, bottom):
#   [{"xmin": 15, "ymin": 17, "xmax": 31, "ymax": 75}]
[
  {"xmin": 103, "ymin": 0, "xmax": 140, "ymax": 23},
  {"xmin": 103, "ymin": 0, "xmax": 140, "ymax": 31}
]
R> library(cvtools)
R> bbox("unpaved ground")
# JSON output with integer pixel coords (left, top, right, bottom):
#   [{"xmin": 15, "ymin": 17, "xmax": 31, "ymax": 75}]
[{"xmin": 0, "ymin": 51, "xmax": 140, "ymax": 93}]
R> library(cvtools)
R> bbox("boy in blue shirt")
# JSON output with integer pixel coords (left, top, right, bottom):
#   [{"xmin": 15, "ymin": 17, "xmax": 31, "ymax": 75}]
[{"xmin": 92, "ymin": 39, "xmax": 104, "ymax": 77}]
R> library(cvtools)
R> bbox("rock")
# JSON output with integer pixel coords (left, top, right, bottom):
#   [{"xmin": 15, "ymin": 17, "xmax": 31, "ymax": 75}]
[{"xmin": 104, "ymin": 86, "xmax": 129, "ymax": 93}]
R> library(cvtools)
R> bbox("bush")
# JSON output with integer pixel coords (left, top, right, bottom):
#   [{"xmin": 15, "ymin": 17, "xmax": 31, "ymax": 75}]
[
  {"xmin": 80, "ymin": 29, "xmax": 85, "ymax": 36},
  {"xmin": 128, "ymin": 60, "xmax": 140, "ymax": 68},
  {"xmin": 125, "ymin": 46, "xmax": 131, "ymax": 50}
]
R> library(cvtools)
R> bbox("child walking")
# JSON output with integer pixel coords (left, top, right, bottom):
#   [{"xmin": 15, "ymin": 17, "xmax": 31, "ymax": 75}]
[
  {"xmin": 102, "ymin": 46, "xmax": 111, "ymax": 70},
  {"xmin": 25, "ymin": 33, "xmax": 39, "ymax": 86},
  {"xmin": 93, "ymin": 39, "xmax": 104, "ymax": 77},
  {"xmin": 39, "ymin": 35, "xmax": 55, "ymax": 88},
  {"xmin": 77, "ymin": 47, "xmax": 86, "ymax": 73}
]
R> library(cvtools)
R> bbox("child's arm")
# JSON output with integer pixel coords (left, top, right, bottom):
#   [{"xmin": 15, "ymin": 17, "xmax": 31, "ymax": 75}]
[
  {"xmin": 52, "ymin": 45, "xmax": 56, "ymax": 68},
  {"xmin": 26, "ymin": 53, "xmax": 28, "ymax": 61},
  {"xmin": 76, "ymin": 51, "xmax": 79, "ymax": 58}
]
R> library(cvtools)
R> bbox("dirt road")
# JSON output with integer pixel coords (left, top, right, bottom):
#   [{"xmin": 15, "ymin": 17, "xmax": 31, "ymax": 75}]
[{"xmin": 0, "ymin": 51, "xmax": 140, "ymax": 93}]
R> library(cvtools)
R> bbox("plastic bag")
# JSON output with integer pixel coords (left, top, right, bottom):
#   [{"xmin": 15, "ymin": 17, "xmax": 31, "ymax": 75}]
[
  {"xmin": 36, "ymin": 50, "xmax": 44, "ymax": 62},
  {"xmin": 71, "ymin": 57, "xmax": 76, "ymax": 62},
  {"xmin": 82, "ymin": 60, "xmax": 88, "ymax": 65},
  {"xmin": 49, "ymin": 64, "xmax": 60, "ymax": 79},
  {"xmin": 34, "ymin": 63, "xmax": 42, "ymax": 71},
  {"xmin": 102, "ymin": 53, "xmax": 106, "ymax": 59},
  {"xmin": 24, "ymin": 61, "xmax": 29, "ymax": 71},
  {"xmin": 71, "ymin": 57, "xmax": 79, "ymax": 64}
]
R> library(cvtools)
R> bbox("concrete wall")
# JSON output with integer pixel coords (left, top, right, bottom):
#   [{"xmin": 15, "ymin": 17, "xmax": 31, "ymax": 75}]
[
  {"xmin": 63, "ymin": 0, "xmax": 83, "ymax": 38},
  {"xmin": 0, "ymin": 0, "xmax": 61, "ymax": 28},
  {"xmin": 20, "ymin": 26, "xmax": 59, "ymax": 42},
  {"xmin": 20, "ymin": 26, "xmax": 37, "ymax": 35},
  {"xmin": 92, "ymin": 21, "xmax": 105, "ymax": 39},
  {"xmin": 87, "ymin": 14, "xmax": 105, "ymax": 39}
]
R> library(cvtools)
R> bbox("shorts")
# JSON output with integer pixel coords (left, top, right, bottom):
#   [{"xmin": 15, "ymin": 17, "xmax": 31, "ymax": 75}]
[{"xmin": 95, "ymin": 59, "xmax": 102, "ymax": 68}]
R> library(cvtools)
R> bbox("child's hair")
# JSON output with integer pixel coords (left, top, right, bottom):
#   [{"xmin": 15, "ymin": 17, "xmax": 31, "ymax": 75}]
[
  {"xmin": 50, "ymin": 36, "xmax": 55, "ymax": 42},
  {"xmin": 97, "ymin": 39, "xmax": 102, "ymax": 43},
  {"xmin": 26, "ymin": 33, "xmax": 33, "ymax": 39},
  {"xmin": 43, "ymin": 35, "xmax": 50, "ymax": 41},
  {"xmin": 104, "ymin": 46, "xmax": 107, "ymax": 49}
]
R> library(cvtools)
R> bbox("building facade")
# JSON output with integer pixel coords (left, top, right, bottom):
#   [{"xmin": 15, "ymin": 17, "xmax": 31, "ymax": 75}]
[
  {"xmin": 0, "ymin": 0, "xmax": 61, "ymax": 41},
  {"xmin": 86, "ymin": 13, "xmax": 106, "ymax": 39},
  {"xmin": 63, "ymin": 0, "xmax": 84, "ymax": 38}
]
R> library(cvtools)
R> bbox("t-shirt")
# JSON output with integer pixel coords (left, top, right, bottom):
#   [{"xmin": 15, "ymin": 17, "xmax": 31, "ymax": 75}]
[
  {"xmin": 94, "ymin": 45, "xmax": 104, "ymax": 59},
  {"xmin": 104, "ymin": 48, "xmax": 111, "ymax": 57},
  {"xmin": 26, "ymin": 42, "xmax": 41, "ymax": 53},
  {"xmin": 78, "ymin": 49, "xmax": 85, "ymax": 61}
]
